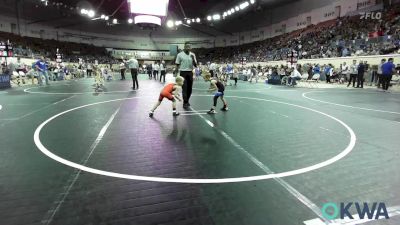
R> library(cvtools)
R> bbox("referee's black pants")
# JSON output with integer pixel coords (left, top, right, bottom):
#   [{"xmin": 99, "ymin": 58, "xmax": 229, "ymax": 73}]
[
  {"xmin": 131, "ymin": 68, "xmax": 138, "ymax": 89},
  {"xmin": 348, "ymin": 74, "xmax": 357, "ymax": 87},
  {"xmin": 180, "ymin": 71, "xmax": 194, "ymax": 104},
  {"xmin": 160, "ymin": 70, "xmax": 166, "ymax": 83}
]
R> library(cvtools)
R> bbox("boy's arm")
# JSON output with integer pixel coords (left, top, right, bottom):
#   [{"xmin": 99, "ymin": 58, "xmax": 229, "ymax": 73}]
[
  {"xmin": 172, "ymin": 86, "xmax": 182, "ymax": 101},
  {"xmin": 208, "ymin": 83, "xmax": 217, "ymax": 92}
]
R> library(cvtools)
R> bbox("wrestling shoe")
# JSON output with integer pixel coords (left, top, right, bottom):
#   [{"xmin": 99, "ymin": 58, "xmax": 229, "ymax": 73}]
[
  {"xmin": 173, "ymin": 111, "xmax": 180, "ymax": 117},
  {"xmin": 207, "ymin": 109, "xmax": 217, "ymax": 114},
  {"xmin": 149, "ymin": 111, "xmax": 154, "ymax": 117},
  {"xmin": 221, "ymin": 107, "xmax": 229, "ymax": 111}
]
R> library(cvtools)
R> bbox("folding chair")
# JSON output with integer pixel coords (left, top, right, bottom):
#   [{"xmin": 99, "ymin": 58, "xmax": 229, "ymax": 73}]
[
  {"xmin": 306, "ymin": 74, "xmax": 320, "ymax": 88},
  {"xmin": 299, "ymin": 73, "xmax": 310, "ymax": 88},
  {"xmin": 18, "ymin": 71, "xmax": 26, "ymax": 85}
]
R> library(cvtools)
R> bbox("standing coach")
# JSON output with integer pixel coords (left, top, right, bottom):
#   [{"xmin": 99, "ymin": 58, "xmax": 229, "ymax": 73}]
[{"xmin": 176, "ymin": 43, "xmax": 197, "ymax": 109}]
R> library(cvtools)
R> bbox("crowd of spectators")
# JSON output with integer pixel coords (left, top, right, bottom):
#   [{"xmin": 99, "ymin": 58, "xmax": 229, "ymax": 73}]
[
  {"xmin": 0, "ymin": 31, "xmax": 117, "ymax": 64},
  {"xmin": 196, "ymin": 6, "xmax": 400, "ymax": 63}
]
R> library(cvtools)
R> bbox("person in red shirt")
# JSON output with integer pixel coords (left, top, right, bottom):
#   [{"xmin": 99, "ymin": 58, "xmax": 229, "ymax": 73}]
[{"xmin": 149, "ymin": 76, "xmax": 184, "ymax": 117}]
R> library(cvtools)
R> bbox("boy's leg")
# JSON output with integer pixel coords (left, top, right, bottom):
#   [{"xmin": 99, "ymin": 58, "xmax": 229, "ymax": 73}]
[
  {"xmin": 150, "ymin": 99, "xmax": 162, "ymax": 117},
  {"xmin": 171, "ymin": 98, "xmax": 180, "ymax": 116},
  {"xmin": 208, "ymin": 95, "xmax": 219, "ymax": 114},
  {"xmin": 220, "ymin": 96, "xmax": 228, "ymax": 111},
  {"xmin": 151, "ymin": 101, "xmax": 162, "ymax": 112}
]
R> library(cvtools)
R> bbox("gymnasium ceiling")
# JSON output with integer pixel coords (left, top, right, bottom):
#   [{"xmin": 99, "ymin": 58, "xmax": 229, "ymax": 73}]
[{"xmin": 0, "ymin": 0, "xmax": 299, "ymax": 38}]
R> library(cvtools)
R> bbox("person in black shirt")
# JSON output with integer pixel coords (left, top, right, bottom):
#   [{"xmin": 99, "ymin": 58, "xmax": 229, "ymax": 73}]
[
  {"xmin": 207, "ymin": 79, "xmax": 228, "ymax": 114},
  {"xmin": 146, "ymin": 64, "xmax": 152, "ymax": 79}
]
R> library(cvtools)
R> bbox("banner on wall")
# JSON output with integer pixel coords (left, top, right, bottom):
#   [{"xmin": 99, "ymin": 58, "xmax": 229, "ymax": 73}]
[{"xmin": 0, "ymin": 73, "xmax": 11, "ymax": 89}]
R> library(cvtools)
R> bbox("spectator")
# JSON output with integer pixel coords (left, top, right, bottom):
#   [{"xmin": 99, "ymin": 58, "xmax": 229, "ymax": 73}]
[
  {"xmin": 35, "ymin": 56, "xmax": 49, "ymax": 86},
  {"xmin": 381, "ymin": 58, "xmax": 396, "ymax": 91},
  {"xmin": 348, "ymin": 60, "xmax": 358, "ymax": 88},
  {"xmin": 357, "ymin": 61, "xmax": 365, "ymax": 88}
]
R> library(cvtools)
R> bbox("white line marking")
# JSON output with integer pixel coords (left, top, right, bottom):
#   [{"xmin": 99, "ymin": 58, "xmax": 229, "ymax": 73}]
[
  {"xmin": 41, "ymin": 108, "xmax": 120, "ymax": 225},
  {"xmin": 303, "ymin": 91, "xmax": 400, "ymax": 115},
  {"xmin": 304, "ymin": 205, "xmax": 400, "ymax": 225},
  {"xmin": 276, "ymin": 89, "xmax": 297, "ymax": 92},
  {"xmin": 34, "ymin": 95, "xmax": 356, "ymax": 184},
  {"xmin": 24, "ymin": 87, "xmax": 137, "ymax": 95},
  {"xmin": 180, "ymin": 112, "xmax": 208, "ymax": 116},
  {"xmin": 193, "ymin": 86, "xmax": 272, "ymax": 92},
  {"xmin": 180, "ymin": 110, "xmax": 211, "ymax": 113},
  {"xmin": 0, "ymin": 96, "xmax": 75, "ymax": 128},
  {"xmin": 191, "ymin": 106, "xmax": 328, "ymax": 222},
  {"xmin": 0, "ymin": 105, "xmax": 2, "ymax": 111}
]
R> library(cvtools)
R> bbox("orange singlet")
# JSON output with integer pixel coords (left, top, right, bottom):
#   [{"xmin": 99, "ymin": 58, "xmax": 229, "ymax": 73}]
[{"xmin": 158, "ymin": 83, "xmax": 175, "ymax": 101}]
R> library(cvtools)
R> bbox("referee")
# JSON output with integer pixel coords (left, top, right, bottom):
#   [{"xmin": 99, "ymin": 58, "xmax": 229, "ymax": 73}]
[
  {"xmin": 176, "ymin": 43, "xmax": 197, "ymax": 108},
  {"xmin": 127, "ymin": 56, "xmax": 139, "ymax": 90}
]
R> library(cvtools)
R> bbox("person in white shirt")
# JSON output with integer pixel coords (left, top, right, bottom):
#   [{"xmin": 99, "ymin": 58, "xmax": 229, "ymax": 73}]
[
  {"xmin": 159, "ymin": 61, "xmax": 166, "ymax": 83},
  {"xmin": 340, "ymin": 62, "xmax": 350, "ymax": 84},
  {"xmin": 288, "ymin": 66, "xmax": 302, "ymax": 86},
  {"xmin": 348, "ymin": 60, "xmax": 358, "ymax": 87},
  {"xmin": 341, "ymin": 62, "xmax": 350, "ymax": 80},
  {"xmin": 377, "ymin": 59, "xmax": 386, "ymax": 88},
  {"xmin": 86, "ymin": 63, "xmax": 93, "ymax": 78},
  {"xmin": 153, "ymin": 62, "xmax": 160, "ymax": 80},
  {"xmin": 175, "ymin": 43, "xmax": 197, "ymax": 108},
  {"xmin": 209, "ymin": 62, "xmax": 217, "ymax": 77},
  {"xmin": 119, "ymin": 59, "xmax": 126, "ymax": 80},
  {"xmin": 127, "ymin": 56, "xmax": 139, "ymax": 89},
  {"xmin": 248, "ymin": 66, "xmax": 258, "ymax": 83},
  {"xmin": 14, "ymin": 57, "xmax": 26, "ymax": 85}
]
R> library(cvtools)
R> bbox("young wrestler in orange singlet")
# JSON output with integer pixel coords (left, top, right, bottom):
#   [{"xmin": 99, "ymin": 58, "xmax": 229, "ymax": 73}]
[{"xmin": 149, "ymin": 76, "xmax": 184, "ymax": 117}]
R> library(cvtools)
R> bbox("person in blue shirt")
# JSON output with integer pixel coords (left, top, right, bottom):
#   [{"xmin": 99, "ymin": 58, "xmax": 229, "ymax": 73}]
[
  {"xmin": 313, "ymin": 64, "xmax": 320, "ymax": 75},
  {"xmin": 35, "ymin": 56, "xmax": 49, "ymax": 85},
  {"xmin": 381, "ymin": 58, "xmax": 395, "ymax": 91}
]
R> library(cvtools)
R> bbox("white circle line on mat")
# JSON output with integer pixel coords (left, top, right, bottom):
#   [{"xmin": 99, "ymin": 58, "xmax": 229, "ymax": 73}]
[
  {"xmin": 302, "ymin": 91, "xmax": 400, "ymax": 115},
  {"xmin": 34, "ymin": 95, "xmax": 356, "ymax": 184}
]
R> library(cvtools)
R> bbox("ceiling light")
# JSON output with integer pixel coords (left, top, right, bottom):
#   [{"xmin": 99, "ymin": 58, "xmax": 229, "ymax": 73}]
[
  {"xmin": 87, "ymin": 10, "xmax": 95, "ymax": 18},
  {"xmin": 134, "ymin": 15, "xmax": 162, "ymax": 26},
  {"xmin": 113, "ymin": 18, "xmax": 118, "ymax": 24},
  {"xmin": 196, "ymin": 18, "xmax": 201, "ymax": 23},
  {"xmin": 80, "ymin": 9, "xmax": 87, "ymax": 14},
  {"xmin": 101, "ymin": 14, "xmax": 105, "ymax": 19},
  {"xmin": 105, "ymin": 16, "xmax": 109, "ymax": 20},
  {"xmin": 212, "ymin": 14, "xmax": 221, "ymax": 20},
  {"xmin": 191, "ymin": 19, "xmax": 195, "ymax": 22},
  {"xmin": 186, "ymin": 19, "xmax": 191, "ymax": 24},
  {"xmin": 128, "ymin": 18, "xmax": 133, "ymax": 23},
  {"xmin": 235, "ymin": 6, "xmax": 240, "ymax": 11},
  {"xmin": 167, "ymin": 20, "xmax": 174, "ymax": 27},
  {"xmin": 207, "ymin": 16, "xmax": 212, "ymax": 21},
  {"xmin": 250, "ymin": 0, "xmax": 255, "ymax": 4},
  {"xmin": 239, "ymin": 2, "xmax": 250, "ymax": 10},
  {"xmin": 223, "ymin": 12, "xmax": 227, "ymax": 16}
]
